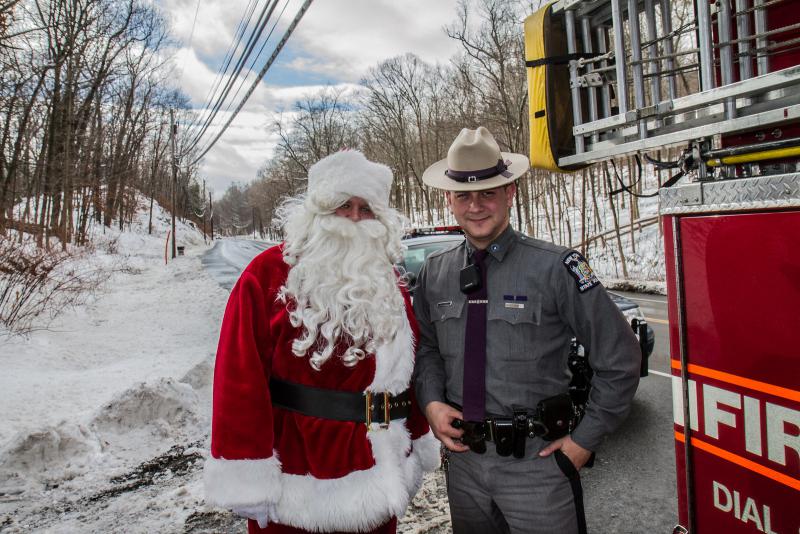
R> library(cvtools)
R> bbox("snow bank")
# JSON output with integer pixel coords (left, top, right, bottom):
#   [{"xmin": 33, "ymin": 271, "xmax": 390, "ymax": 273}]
[
  {"xmin": 0, "ymin": 197, "xmax": 227, "ymax": 532},
  {"xmin": 0, "ymin": 377, "xmax": 205, "ymax": 493}
]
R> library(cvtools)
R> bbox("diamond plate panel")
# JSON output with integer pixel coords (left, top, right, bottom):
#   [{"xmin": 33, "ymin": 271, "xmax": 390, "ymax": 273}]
[{"xmin": 660, "ymin": 174, "xmax": 800, "ymax": 214}]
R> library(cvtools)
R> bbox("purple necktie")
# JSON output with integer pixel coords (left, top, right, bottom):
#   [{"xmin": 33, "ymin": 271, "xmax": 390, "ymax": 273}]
[{"xmin": 462, "ymin": 249, "xmax": 488, "ymax": 422}]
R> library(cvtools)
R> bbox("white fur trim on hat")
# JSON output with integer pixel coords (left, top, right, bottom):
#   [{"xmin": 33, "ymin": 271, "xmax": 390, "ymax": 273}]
[
  {"xmin": 203, "ymin": 455, "xmax": 282, "ymax": 509},
  {"xmin": 307, "ymin": 150, "xmax": 393, "ymax": 210}
]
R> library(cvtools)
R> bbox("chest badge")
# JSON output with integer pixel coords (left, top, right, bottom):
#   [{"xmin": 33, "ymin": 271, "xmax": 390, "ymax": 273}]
[{"xmin": 503, "ymin": 295, "xmax": 527, "ymax": 309}]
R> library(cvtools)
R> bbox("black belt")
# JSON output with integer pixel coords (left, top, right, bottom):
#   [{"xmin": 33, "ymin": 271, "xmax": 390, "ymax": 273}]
[
  {"xmin": 269, "ymin": 377, "xmax": 411, "ymax": 427},
  {"xmin": 448, "ymin": 396, "xmax": 576, "ymax": 457}
]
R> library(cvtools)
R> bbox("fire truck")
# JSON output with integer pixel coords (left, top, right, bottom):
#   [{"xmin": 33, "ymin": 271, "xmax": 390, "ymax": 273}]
[{"xmin": 524, "ymin": 1, "xmax": 800, "ymax": 532}]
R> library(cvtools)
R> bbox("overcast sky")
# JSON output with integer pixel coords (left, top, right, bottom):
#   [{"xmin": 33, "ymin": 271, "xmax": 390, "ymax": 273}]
[{"xmin": 157, "ymin": 0, "xmax": 463, "ymax": 197}]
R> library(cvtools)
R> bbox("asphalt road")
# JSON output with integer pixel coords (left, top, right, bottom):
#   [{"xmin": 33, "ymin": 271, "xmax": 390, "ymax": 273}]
[
  {"xmin": 201, "ymin": 238, "xmax": 273, "ymax": 290},
  {"xmin": 615, "ymin": 290, "xmax": 671, "ymax": 376},
  {"xmin": 583, "ymin": 290, "xmax": 678, "ymax": 533},
  {"xmin": 201, "ymin": 241, "xmax": 680, "ymax": 533}
]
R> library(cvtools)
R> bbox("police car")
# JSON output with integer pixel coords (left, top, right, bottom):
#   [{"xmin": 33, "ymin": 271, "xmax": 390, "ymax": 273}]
[{"xmin": 399, "ymin": 227, "xmax": 655, "ymax": 359}]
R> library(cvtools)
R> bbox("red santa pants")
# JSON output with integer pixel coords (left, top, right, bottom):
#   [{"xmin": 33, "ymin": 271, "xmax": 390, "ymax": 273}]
[{"xmin": 248, "ymin": 517, "xmax": 398, "ymax": 534}]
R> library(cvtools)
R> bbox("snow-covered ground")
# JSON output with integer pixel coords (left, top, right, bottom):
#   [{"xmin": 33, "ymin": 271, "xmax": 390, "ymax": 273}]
[
  {"xmin": 0, "ymin": 201, "xmax": 452, "ymax": 533},
  {"xmin": 0, "ymin": 200, "xmax": 225, "ymax": 532},
  {"xmin": 0, "ymin": 189, "xmax": 666, "ymax": 532}
]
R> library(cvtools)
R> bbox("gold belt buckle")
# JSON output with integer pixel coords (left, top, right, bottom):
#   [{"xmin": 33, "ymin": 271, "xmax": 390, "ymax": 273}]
[{"xmin": 365, "ymin": 391, "xmax": 392, "ymax": 430}]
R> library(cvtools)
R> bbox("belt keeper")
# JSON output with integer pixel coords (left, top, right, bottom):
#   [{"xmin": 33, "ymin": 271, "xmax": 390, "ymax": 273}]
[
  {"xmin": 365, "ymin": 391, "xmax": 372, "ymax": 428},
  {"xmin": 382, "ymin": 392, "xmax": 390, "ymax": 429}
]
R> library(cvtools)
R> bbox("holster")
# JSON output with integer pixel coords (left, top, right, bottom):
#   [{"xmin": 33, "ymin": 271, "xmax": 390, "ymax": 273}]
[
  {"xmin": 535, "ymin": 392, "xmax": 575, "ymax": 441},
  {"xmin": 494, "ymin": 418, "xmax": 514, "ymax": 456}
]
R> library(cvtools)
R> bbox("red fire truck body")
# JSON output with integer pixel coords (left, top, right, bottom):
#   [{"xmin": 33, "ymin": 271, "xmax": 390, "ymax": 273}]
[
  {"xmin": 663, "ymin": 191, "xmax": 800, "ymax": 533},
  {"xmin": 526, "ymin": 1, "xmax": 800, "ymax": 531}
]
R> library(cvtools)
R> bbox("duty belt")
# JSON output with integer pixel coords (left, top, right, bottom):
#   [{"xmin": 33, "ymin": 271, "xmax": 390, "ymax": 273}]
[
  {"xmin": 449, "ymin": 393, "xmax": 578, "ymax": 457},
  {"xmin": 269, "ymin": 377, "xmax": 411, "ymax": 428}
]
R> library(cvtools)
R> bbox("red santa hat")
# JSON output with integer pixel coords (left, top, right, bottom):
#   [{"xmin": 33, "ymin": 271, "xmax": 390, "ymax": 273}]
[{"xmin": 306, "ymin": 150, "xmax": 393, "ymax": 211}]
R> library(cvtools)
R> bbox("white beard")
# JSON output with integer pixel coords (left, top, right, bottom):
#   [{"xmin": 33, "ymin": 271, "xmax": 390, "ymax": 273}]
[{"xmin": 279, "ymin": 212, "xmax": 406, "ymax": 371}]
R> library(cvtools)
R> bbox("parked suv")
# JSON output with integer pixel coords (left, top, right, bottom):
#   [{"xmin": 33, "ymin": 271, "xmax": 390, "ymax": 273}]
[{"xmin": 399, "ymin": 228, "xmax": 655, "ymax": 359}]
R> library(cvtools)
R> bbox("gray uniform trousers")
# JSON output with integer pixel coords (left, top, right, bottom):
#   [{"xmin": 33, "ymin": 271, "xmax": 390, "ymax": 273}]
[{"xmin": 444, "ymin": 438, "xmax": 583, "ymax": 534}]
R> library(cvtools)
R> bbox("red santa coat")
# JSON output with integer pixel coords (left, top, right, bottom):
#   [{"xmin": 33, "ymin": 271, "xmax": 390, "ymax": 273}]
[{"xmin": 204, "ymin": 245, "xmax": 439, "ymax": 533}]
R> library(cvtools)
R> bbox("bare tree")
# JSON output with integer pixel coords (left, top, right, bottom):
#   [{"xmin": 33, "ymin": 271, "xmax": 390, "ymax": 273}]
[{"xmin": 0, "ymin": 0, "xmax": 203, "ymax": 249}]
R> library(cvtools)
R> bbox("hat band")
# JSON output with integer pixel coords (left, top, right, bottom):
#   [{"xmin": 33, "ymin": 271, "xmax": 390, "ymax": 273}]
[{"xmin": 445, "ymin": 159, "xmax": 512, "ymax": 183}]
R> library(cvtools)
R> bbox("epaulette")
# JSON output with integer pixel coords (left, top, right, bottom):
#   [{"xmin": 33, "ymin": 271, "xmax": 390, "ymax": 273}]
[
  {"xmin": 514, "ymin": 233, "xmax": 567, "ymax": 256},
  {"xmin": 425, "ymin": 240, "xmax": 464, "ymax": 262}
]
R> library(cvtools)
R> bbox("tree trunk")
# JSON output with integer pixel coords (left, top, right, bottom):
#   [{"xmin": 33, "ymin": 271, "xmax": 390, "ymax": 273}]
[{"xmin": 603, "ymin": 162, "xmax": 628, "ymax": 279}]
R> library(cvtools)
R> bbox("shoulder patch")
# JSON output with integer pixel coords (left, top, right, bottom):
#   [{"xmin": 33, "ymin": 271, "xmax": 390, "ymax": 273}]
[{"xmin": 563, "ymin": 251, "xmax": 600, "ymax": 293}]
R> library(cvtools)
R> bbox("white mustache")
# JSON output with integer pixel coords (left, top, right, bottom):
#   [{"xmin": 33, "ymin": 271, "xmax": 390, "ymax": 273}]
[{"xmin": 318, "ymin": 216, "xmax": 388, "ymax": 240}]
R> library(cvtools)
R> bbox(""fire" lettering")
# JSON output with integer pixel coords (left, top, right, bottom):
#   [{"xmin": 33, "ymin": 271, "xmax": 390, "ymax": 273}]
[{"xmin": 672, "ymin": 377, "xmax": 800, "ymax": 467}]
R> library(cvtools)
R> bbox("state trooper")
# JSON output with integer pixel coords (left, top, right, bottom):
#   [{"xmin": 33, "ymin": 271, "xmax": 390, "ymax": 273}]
[{"xmin": 412, "ymin": 127, "xmax": 642, "ymax": 534}]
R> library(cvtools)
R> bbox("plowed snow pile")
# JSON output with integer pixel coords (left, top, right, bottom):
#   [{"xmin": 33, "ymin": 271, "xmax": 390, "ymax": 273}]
[{"xmin": 0, "ymin": 201, "xmax": 228, "ymax": 532}]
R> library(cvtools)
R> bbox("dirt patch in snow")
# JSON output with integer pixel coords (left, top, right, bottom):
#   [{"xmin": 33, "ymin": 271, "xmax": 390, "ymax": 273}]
[{"xmin": 89, "ymin": 441, "xmax": 203, "ymax": 502}]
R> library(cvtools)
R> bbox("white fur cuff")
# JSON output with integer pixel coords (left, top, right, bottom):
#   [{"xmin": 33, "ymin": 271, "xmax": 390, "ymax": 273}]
[
  {"xmin": 204, "ymin": 455, "xmax": 282, "ymax": 509},
  {"xmin": 369, "ymin": 308, "xmax": 415, "ymax": 394},
  {"xmin": 412, "ymin": 432, "xmax": 441, "ymax": 472}
]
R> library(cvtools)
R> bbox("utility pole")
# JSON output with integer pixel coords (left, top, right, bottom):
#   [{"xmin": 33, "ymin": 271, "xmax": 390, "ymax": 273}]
[
  {"xmin": 252, "ymin": 206, "xmax": 256, "ymax": 239},
  {"xmin": 208, "ymin": 191, "xmax": 214, "ymax": 241},
  {"xmin": 202, "ymin": 179, "xmax": 207, "ymax": 244},
  {"xmin": 170, "ymin": 109, "xmax": 178, "ymax": 259}
]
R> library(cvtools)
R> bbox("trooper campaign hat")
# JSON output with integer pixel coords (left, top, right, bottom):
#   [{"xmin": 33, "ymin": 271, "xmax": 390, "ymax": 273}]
[{"xmin": 421, "ymin": 127, "xmax": 530, "ymax": 191}]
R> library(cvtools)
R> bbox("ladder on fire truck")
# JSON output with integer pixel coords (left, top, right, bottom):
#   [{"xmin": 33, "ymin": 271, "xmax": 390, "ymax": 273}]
[
  {"xmin": 526, "ymin": 3, "xmax": 800, "ymax": 534},
  {"xmin": 533, "ymin": 0, "xmax": 800, "ymax": 182}
]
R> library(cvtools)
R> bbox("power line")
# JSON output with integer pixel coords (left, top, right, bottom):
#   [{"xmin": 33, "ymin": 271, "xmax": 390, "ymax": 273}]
[
  {"xmin": 185, "ymin": 0, "xmax": 259, "ymax": 133},
  {"xmin": 190, "ymin": 0, "xmax": 314, "ymax": 166},
  {"xmin": 178, "ymin": 0, "xmax": 202, "ymax": 76},
  {"xmin": 185, "ymin": 0, "xmax": 278, "ymax": 147},
  {"xmin": 186, "ymin": 0, "xmax": 202, "ymax": 52},
  {"xmin": 185, "ymin": 0, "xmax": 282, "ymax": 152},
  {"xmin": 221, "ymin": 0, "xmax": 290, "ymax": 122}
]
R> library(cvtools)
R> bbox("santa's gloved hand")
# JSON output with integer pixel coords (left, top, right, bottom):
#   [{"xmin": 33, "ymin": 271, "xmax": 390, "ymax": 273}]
[{"xmin": 233, "ymin": 502, "xmax": 277, "ymax": 529}]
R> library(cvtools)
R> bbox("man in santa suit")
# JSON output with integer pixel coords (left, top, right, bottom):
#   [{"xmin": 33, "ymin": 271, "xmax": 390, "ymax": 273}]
[{"xmin": 204, "ymin": 150, "xmax": 440, "ymax": 533}]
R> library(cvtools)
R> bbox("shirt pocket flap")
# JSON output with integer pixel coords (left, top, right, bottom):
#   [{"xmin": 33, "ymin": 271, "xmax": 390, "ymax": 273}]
[
  {"xmin": 429, "ymin": 298, "xmax": 466, "ymax": 322},
  {"xmin": 488, "ymin": 296, "xmax": 541, "ymax": 325}
]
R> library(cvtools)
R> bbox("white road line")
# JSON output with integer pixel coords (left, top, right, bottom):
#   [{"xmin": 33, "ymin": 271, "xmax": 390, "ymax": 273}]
[
  {"xmin": 647, "ymin": 369, "xmax": 672, "ymax": 378},
  {"xmin": 626, "ymin": 295, "xmax": 667, "ymax": 304},
  {"xmin": 644, "ymin": 317, "xmax": 669, "ymax": 325}
]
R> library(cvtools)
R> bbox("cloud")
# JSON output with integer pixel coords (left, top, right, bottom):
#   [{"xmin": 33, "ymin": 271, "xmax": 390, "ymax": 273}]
[
  {"xmin": 157, "ymin": 0, "xmax": 463, "ymax": 196},
  {"xmin": 187, "ymin": 83, "xmax": 359, "ymax": 198},
  {"xmin": 161, "ymin": 0, "xmax": 253, "ymax": 64},
  {"xmin": 288, "ymin": 0, "xmax": 461, "ymax": 80},
  {"xmin": 187, "ymin": 105, "xmax": 273, "ymax": 197}
]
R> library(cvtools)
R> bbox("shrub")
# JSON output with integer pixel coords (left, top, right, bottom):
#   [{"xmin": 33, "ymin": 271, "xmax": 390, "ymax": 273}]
[{"xmin": 0, "ymin": 235, "xmax": 103, "ymax": 334}]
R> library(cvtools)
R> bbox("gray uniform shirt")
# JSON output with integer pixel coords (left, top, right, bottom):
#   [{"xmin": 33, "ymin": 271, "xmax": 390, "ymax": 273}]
[{"xmin": 413, "ymin": 225, "xmax": 641, "ymax": 451}]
